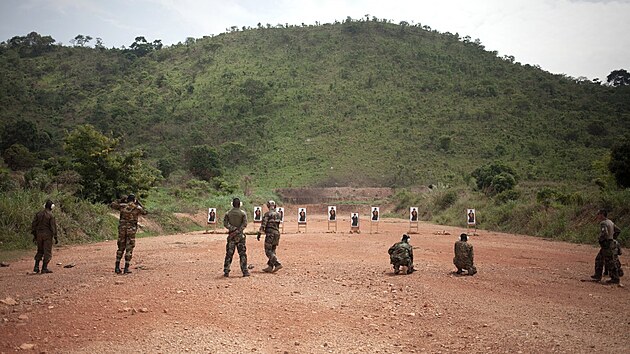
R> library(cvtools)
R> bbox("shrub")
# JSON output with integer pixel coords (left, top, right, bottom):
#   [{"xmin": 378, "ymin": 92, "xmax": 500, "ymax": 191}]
[{"xmin": 433, "ymin": 190, "xmax": 458, "ymax": 211}]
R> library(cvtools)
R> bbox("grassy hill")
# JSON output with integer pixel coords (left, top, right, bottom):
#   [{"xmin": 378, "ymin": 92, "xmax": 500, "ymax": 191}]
[
  {"xmin": 2, "ymin": 20, "xmax": 629, "ymax": 188},
  {"xmin": 1, "ymin": 19, "xmax": 629, "ymax": 250}
]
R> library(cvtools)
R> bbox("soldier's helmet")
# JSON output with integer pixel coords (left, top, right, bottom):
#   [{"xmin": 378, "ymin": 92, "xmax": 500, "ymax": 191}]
[
  {"xmin": 127, "ymin": 194, "xmax": 136, "ymax": 203},
  {"xmin": 402, "ymin": 234, "xmax": 410, "ymax": 242},
  {"xmin": 45, "ymin": 199, "xmax": 54, "ymax": 209},
  {"xmin": 267, "ymin": 200, "xmax": 276, "ymax": 208},
  {"xmin": 460, "ymin": 233, "xmax": 468, "ymax": 241}
]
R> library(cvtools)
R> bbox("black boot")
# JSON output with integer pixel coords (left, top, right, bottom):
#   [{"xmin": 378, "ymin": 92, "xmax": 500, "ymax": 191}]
[
  {"xmin": 115, "ymin": 261, "xmax": 122, "ymax": 274},
  {"xmin": 33, "ymin": 260, "xmax": 40, "ymax": 273},
  {"xmin": 41, "ymin": 261, "xmax": 52, "ymax": 274},
  {"xmin": 123, "ymin": 262, "xmax": 132, "ymax": 274}
]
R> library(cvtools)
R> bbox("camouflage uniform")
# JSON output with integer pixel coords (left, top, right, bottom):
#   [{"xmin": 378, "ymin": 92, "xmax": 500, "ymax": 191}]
[
  {"xmin": 609, "ymin": 239, "xmax": 624, "ymax": 277},
  {"xmin": 31, "ymin": 208, "xmax": 57, "ymax": 272},
  {"xmin": 388, "ymin": 241, "xmax": 414, "ymax": 274},
  {"xmin": 259, "ymin": 207, "xmax": 282, "ymax": 270},
  {"xmin": 112, "ymin": 200, "xmax": 147, "ymax": 264},
  {"xmin": 223, "ymin": 207, "xmax": 248, "ymax": 276},
  {"xmin": 454, "ymin": 240, "xmax": 477, "ymax": 275},
  {"xmin": 593, "ymin": 219, "xmax": 620, "ymax": 282}
]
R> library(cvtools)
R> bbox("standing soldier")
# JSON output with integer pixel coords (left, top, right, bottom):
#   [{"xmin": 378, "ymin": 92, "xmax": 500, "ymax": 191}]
[
  {"xmin": 223, "ymin": 197, "xmax": 250, "ymax": 277},
  {"xmin": 454, "ymin": 233, "xmax": 477, "ymax": 275},
  {"xmin": 257, "ymin": 200, "xmax": 283, "ymax": 273},
  {"xmin": 388, "ymin": 234, "xmax": 415, "ymax": 274},
  {"xmin": 591, "ymin": 210, "xmax": 620, "ymax": 284},
  {"xmin": 111, "ymin": 194, "xmax": 147, "ymax": 274},
  {"xmin": 31, "ymin": 199, "xmax": 58, "ymax": 274}
]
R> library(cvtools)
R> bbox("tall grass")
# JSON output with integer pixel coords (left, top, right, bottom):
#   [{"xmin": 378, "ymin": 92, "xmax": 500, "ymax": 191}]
[
  {"xmin": 0, "ymin": 189, "xmax": 118, "ymax": 251},
  {"xmin": 391, "ymin": 185, "xmax": 628, "ymax": 247}
]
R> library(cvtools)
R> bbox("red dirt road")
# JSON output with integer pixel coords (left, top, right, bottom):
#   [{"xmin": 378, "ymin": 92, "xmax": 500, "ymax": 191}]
[{"xmin": 1, "ymin": 215, "xmax": 628, "ymax": 353}]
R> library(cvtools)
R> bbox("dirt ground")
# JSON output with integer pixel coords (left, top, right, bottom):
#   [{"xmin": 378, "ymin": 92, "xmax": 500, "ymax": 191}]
[{"xmin": 1, "ymin": 212, "xmax": 628, "ymax": 354}]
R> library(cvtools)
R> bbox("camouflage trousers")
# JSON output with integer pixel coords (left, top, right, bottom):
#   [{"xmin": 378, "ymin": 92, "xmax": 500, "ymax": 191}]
[
  {"xmin": 34, "ymin": 235, "xmax": 53, "ymax": 263},
  {"xmin": 454, "ymin": 257, "xmax": 477, "ymax": 275},
  {"xmin": 116, "ymin": 226, "xmax": 137, "ymax": 263},
  {"xmin": 224, "ymin": 237, "xmax": 248, "ymax": 274},
  {"xmin": 594, "ymin": 247, "xmax": 621, "ymax": 280},
  {"xmin": 264, "ymin": 232, "xmax": 281, "ymax": 267},
  {"xmin": 391, "ymin": 256, "xmax": 413, "ymax": 270}
]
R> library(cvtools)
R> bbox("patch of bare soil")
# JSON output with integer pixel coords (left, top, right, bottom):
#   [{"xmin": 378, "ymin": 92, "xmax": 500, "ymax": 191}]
[{"xmin": 1, "ymin": 214, "xmax": 628, "ymax": 353}]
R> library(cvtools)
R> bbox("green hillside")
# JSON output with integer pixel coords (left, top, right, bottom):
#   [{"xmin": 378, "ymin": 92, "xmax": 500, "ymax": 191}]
[
  {"xmin": 1, "ymin": 19, "xmax": 629, "ymax": 250},
  {"xmin": 2, "ymin": 20, "xmax": 629, "ymax": 187}
]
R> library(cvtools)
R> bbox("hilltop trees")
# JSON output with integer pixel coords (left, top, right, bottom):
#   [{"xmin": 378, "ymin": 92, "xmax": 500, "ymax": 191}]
[
  {"xmin": 607, "ymin": 69, "xmax": 630, "ymax": 87},
  {"xmin": 127, "ymin": 36, "xmax": 163, "ymax": 57},
  {"xmin": 2, "ymin": 32, "xmax": 56, "ymax": 57}
]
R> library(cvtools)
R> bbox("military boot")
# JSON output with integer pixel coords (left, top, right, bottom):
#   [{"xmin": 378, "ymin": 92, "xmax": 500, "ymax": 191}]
[
  {"xmin": 33, "ymin": 260, "xmax": 40, "ymax": 273},
  {"xmin": 115, "ymin": 261, "xmax": 122, "ymax": 274},
  {"xmin": 272, "ymin": 264, "xmax": 283, "ymax": 273},
  {"xmin": 394, "ymin": 266, "xmax": 400, "ymax": 275},
  {"xmin": 41, "ymin": 261, "xmax": 53, "ymax": 274},
  {"xmin": 262, "ymin": 265, "xmax": 274, "ymax": 273},
  {"xmin": 123, "ymin": 262, "xmax": 132, "ymax": 274}
]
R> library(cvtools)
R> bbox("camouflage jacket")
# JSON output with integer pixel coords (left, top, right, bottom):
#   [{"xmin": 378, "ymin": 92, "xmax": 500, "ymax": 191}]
[
  {"xmin": 111, "ymin": 201, "xmax": 147, "ymax": 227},
  {"xmin": 454, "ymin": 241, "xmax": 474, "ymax": 266},
  {"xmin": 388, "ymin": 241, "xmax": 413, "ymax": 261},
  {"xmin": 259, "ymin": 208, "xmax": 281, "ymax": 234}
]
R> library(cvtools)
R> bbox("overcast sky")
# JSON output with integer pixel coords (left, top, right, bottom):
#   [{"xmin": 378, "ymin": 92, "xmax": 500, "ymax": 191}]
[{"xmin": 1, "ymin": 0, "xmax": 628, "ymax": 81}]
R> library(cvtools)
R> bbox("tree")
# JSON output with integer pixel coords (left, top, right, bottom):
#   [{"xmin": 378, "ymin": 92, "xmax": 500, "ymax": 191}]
[
  {"xmin": 186, "ymin": 145, "xmax": 223, "ymax": 181},
  {"xmin": 128, "ymin": 36, "xmax": 162, "ymax": 57},
  {"xmin": 70, "ymin": 34, "xmax": 93, "ymax": 47},
  {"xmin": 7, "ymin": 32, "xmax": 56, "ymax": 57},
  {"xmin": 0, "ymin": 119, "xmax": 51, "ymax": 152},
  {"xmin": 607, "ymin": 69, "xmax": 630, "ymax": 87},
  {"xmin": 471, "ymin": 163, "xmax": 518, "ymax": 196},
  {"xmin": 64, "ymin": 125, "xmax": 160, "ymax": 202},
  {"xmin": 608, "ymin": 137, "xmax": 630, "ymax": 188},
  {"xmin": 2, "ymin": 144, "xmax": 38, "ymax": 170}
]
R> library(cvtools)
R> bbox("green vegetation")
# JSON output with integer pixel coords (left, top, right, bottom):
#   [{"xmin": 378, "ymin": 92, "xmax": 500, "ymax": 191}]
[{"xmin": 1, "ymin": 18, "xmax": 629, "ymax": 251}]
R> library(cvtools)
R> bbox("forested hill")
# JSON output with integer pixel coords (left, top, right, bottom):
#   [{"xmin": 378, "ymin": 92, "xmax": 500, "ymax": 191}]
[{"xmin": 1, "ymin": 19, "xmax": 629, "ymax": 189}]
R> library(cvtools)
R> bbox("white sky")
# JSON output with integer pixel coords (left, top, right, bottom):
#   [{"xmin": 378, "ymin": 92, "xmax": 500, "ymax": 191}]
[{"xmin": 1, "ymin": 0, "xmax": 629, "ymax": 81}]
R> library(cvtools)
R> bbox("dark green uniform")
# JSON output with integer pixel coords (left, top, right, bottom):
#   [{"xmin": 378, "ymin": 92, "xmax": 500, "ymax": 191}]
[
  {"xmin": 223, "ymin": 207, "xmax": 248, "ymax": 276},
  {"xmin": 259, "ymin": 208, "xmax": 282, "ymax": 269},
  {"xmin": 32, "ymin": 208, "xmax": 57, "ymax": 270}
]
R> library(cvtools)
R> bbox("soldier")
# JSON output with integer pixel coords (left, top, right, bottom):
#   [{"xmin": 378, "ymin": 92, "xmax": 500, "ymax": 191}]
[
  {"xmin": 454, "ymin": 233, "xmax": 477, "ymax": 275},
  {"xmin": 31, "ymin": 199, "xmax": 58, "ymax": 274},
  {"xmin": 388, "ymin": 234, "xmax": 415, "ymax": 275},
  {"xmin": 111, "ymin": 194, "xmax": 147, "ymax": 274},
  {"xmin": 257, "ymin": 200, "xmax": 283, "ymax": 273},
  {"xmin": 223, "ymin": 197, "xmax": 249, "ymax": 277},
  {"xmin": 591, "ymin": 210, "xmax": 620, "ymax": 284}
]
